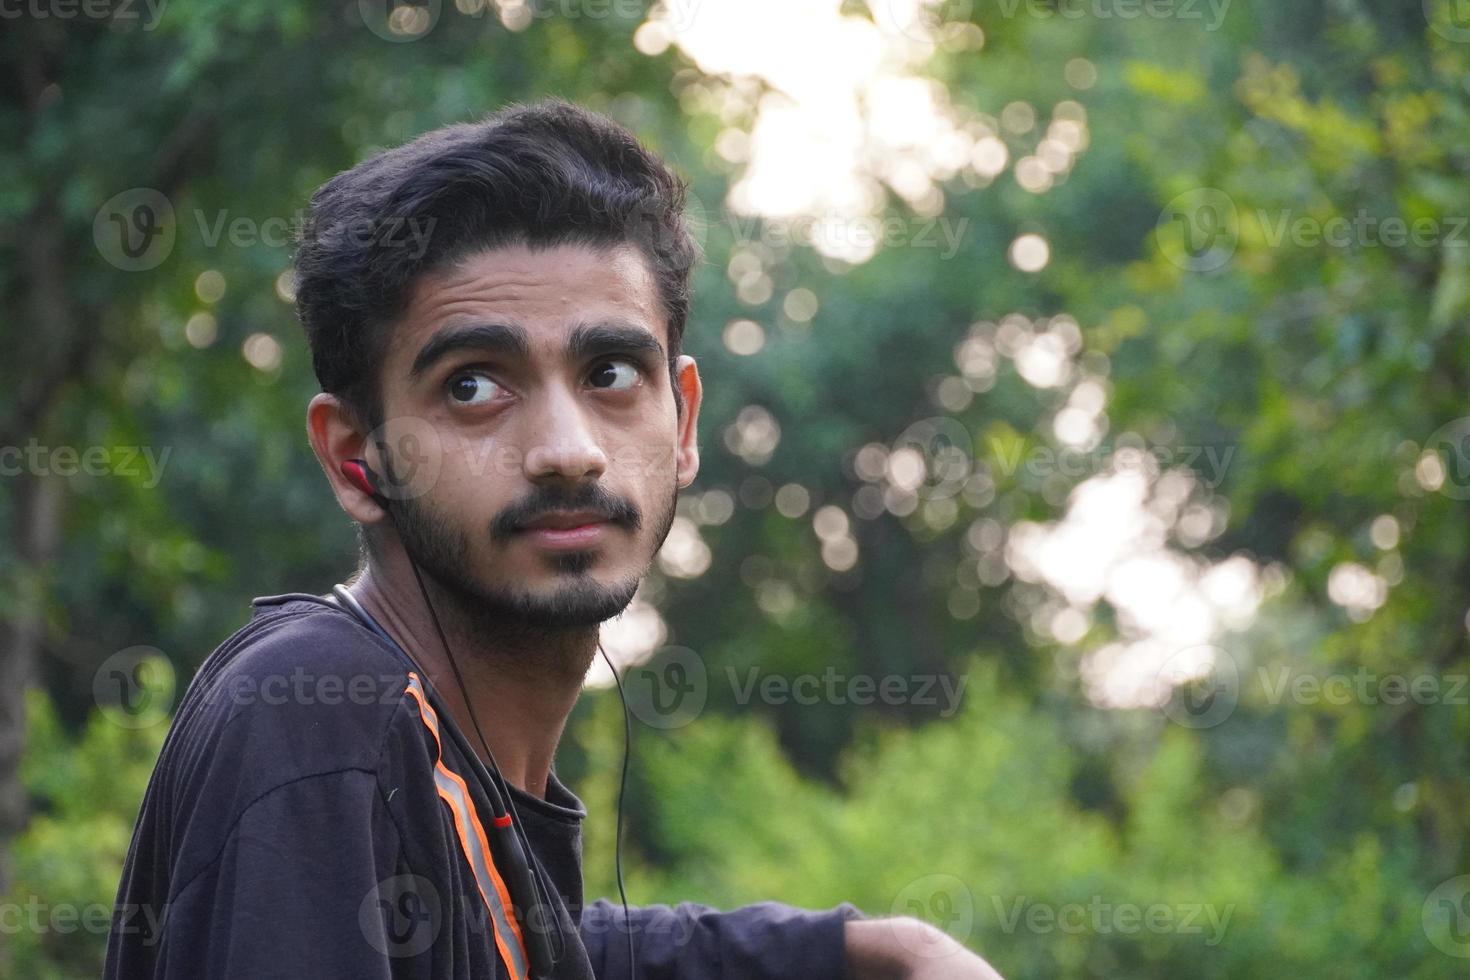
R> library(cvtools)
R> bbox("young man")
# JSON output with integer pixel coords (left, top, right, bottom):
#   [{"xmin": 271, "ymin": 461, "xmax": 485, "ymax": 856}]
[{"xmin": 104, "ymin": 98, "xmax": 1004, "ymax": 979}]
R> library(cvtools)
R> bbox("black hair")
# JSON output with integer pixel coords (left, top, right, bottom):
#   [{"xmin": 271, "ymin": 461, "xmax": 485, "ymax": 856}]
[{"xmin": 292, "ymin": 97, "xmax": 701, "ymax": 432}]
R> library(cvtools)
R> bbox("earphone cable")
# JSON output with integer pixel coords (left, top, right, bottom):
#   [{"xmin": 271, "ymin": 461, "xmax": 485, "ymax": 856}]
[
  {"xmin": 597, "ymin": 640, "xmax": 637, "ymax": 980},
  {"xmin": 369, "ymin": 451, "xmax": 565, "ymax": 961},
  {"xmin": 405, "ymin": 556, "xmax": 567, "ymax": 964}
]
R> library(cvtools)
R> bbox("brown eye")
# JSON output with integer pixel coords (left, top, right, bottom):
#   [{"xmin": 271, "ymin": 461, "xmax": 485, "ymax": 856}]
[
  {"xmin": 590, "ymin": 359, "xmax": 641, "ymax": 391},
  {"xmin": 448, "ymin": 371, "xmax": 500, "ymax": 405}
]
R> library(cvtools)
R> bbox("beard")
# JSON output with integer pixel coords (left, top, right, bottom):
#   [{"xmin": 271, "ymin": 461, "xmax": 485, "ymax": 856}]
[{"xmin": 384, "ymin": 471, "xmax": 680, "ymax": 645}]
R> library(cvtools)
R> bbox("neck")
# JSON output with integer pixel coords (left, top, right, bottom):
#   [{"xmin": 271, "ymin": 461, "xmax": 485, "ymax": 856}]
[{"xmin": 346, "ymin": 551, "xmax": 595, "ymax": 800}]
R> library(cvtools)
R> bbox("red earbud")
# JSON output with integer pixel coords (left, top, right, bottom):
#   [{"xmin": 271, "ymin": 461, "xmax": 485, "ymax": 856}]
[{"xmin": 340, "ymin": 458, "xmax": 384, "ymax": 503}]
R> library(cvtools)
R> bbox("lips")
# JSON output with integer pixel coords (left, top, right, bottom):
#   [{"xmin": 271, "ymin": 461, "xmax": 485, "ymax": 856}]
[
  {"xmin": 518, "ymin": 516, "xmax": 611, "ymax": 552},
  {"xmin": 519, "ymin": 511, "xmax": 610, "ymax": 532}
]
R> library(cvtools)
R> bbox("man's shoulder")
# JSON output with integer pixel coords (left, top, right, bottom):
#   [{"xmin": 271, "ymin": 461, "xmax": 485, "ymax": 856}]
[
  {"xmin": 121, "ymin": 593, "xmax": 441, "ymax": 909},
  {"xmin": 164, "ymin": 594, "xmax": 419, "ymax": 803},
  {"xmin": 203, "ymin": 592, "xmax": 414, "ymax": 714}
]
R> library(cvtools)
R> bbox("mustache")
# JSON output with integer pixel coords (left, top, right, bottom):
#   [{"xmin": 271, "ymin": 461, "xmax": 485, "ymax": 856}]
[{"xmin": 494, "ymin": 484, "xmax": 642, "ymax": 539}]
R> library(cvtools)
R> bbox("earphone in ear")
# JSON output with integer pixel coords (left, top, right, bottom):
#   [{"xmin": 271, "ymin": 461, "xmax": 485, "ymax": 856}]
[{"xmin": 340, "ymin": 458, "xmax": 385, "ymax": 504}]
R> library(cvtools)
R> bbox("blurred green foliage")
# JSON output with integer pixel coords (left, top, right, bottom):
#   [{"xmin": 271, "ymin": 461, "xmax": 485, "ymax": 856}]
[{"xmin": 4, "ymin": 0, "xmax": 1470, "ymax": 977}]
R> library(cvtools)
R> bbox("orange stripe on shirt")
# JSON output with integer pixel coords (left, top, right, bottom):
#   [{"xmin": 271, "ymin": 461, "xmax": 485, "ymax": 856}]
[{"xmin": 403, "ymin": 673, "xmax": 530, "ymax": 980}]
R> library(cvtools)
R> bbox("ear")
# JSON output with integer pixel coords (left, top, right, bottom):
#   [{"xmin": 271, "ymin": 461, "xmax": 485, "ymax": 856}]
[
  {"xmin": 306, "ymin": 393, "xmax": 389, "ymax": 525},
  {"xmin": 673, "ymin": 355, "xmax": 701, "ymax": 489}
]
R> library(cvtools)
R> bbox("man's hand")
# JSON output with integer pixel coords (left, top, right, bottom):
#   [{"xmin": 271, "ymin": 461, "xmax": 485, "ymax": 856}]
[{"xmin": 845, "ymin": 916, "xmax": 1006, "ymax": 980}]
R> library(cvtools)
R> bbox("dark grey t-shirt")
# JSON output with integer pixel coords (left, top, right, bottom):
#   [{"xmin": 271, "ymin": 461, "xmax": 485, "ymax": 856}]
[{"xmin": 104, "ymin": 592, "xmax": 862, "ymax": 979}]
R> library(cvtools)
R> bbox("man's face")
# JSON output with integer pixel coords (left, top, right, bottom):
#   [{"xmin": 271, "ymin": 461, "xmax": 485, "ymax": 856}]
[{"xmin": 367, "ymin": 241, "xmax": 699, "ymax": 630}]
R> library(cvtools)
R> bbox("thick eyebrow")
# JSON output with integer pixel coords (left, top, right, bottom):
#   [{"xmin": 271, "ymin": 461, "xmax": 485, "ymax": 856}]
[
  {"xmin": 408, "ymin": 317, "xmax": 665, "ymax": 381},
  {"xmin": 409, "ymin": 321, "xmax": 530, "ymax": 380},
  {"xmin": 567, "ymin": 319, "xmax": 666, "ymax": 364}
]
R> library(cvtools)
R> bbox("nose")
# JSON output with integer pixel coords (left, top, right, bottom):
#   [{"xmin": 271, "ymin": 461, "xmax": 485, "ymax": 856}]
[{"xmin": 521, "ymin": 384, "xmax": 609, "ymax": 484}]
